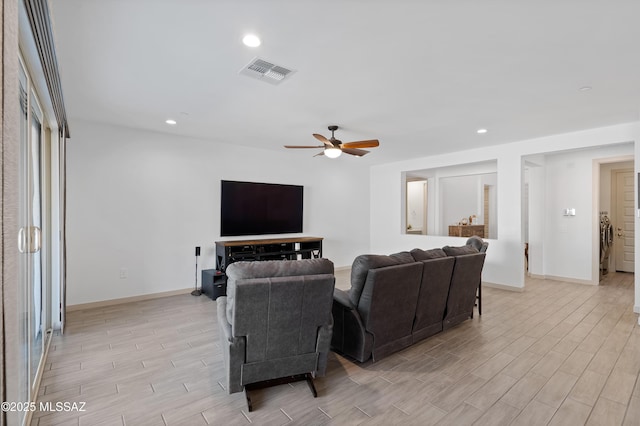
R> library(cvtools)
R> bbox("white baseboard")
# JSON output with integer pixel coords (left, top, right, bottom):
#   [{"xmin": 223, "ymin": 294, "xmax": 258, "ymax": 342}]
[
  {"xmin": 67, "ymin": 288, "xmax": 194, "ymax": 311},
  {"xmin": 482, "ymin": 281, "xmax": 524, "ymax": 292},
  {"xmin": 634, "ymin": 305, "xmax": 640, "ymax": 314},
  {"xmin": 527, "ymin": 273, "xmax": 597, "ymax": 286},
  {"xmin": 542, "ymin": 275, "xmax": 598, "ymax": 286},
  {"xmin": 528, "ymin": 273, "xmax": 545, "ymax": 279}
]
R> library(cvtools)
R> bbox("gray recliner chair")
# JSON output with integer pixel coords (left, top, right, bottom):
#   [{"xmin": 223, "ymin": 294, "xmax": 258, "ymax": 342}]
[{"xmin": 216, "ymin": 258, "xmax": 335, "ymax": 411}]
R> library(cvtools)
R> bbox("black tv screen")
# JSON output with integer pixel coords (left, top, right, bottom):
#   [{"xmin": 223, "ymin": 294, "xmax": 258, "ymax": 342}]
[{"xmin": 220, "ymin": 180, "xmax": 303, "ymax": 236}]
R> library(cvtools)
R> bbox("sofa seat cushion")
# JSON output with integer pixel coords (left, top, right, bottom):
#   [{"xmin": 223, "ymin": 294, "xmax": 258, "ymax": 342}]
[
  {"xmin": 442, "ymin": 245, "xmax": 479, "ymax": 256},
  {"xmin": 410, "ymin": 248, "xmax": 447, "ymax": 261}
]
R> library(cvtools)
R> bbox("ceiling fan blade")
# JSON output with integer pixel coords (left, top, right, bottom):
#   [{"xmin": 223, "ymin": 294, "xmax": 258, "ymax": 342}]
[
  {"xmin": 341, "ymin": 139, "xmax": 380, "ymax": 149},
  {"xmin": 284, "ymin": 145, "xmax": 325, "ymax": 149},
  {"xmin": 342, "ymin": 148, "xmax": 369, "ymax": 156},
  {"xmin": 313, "ymin": 133, "xmax": 334, "ymax": 147}
]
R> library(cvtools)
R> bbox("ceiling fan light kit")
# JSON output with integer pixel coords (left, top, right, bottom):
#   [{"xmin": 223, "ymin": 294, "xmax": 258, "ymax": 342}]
[
  {"xmin": 324, "ymin": 147, "xmax": 342, "ymax": 158},
  {"xmin": 284, "ymin": 125, "xmax": 380, "ymax": 158}
]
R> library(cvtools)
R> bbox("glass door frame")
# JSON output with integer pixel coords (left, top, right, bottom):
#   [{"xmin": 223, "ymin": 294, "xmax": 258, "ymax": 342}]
[{"xmin": 17, "ymin": 51, "xmax": 55, "ymax": 419}]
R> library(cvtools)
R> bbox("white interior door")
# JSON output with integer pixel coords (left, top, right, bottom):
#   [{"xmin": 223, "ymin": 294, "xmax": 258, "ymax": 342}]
[{"xmin": 614, "ymin": 170, "xmax": 635, "ymax": 272}]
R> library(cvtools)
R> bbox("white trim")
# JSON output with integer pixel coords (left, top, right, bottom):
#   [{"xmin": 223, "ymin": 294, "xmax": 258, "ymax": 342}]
[
  {"xmin": 50, "ymin": 133, "xmax": 61, "ymax": 330},
  {"xmin": 528, "ymin": 274, "xmax": 597, "ymax": 286},
  {"xmin": 67, "ymin": 288, "xmax": 195, "ymax": 312},
  {"xmin": 482, "ymin": 281, "xmax": 524, "ymax": 292}
]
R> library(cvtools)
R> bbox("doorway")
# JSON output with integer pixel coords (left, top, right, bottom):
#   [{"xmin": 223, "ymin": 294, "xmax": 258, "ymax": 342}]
[
  {"xmin": 599, "ymin": 159, "xmax": 635, "ymax": 279},
  {"xmin": 406, "ymin": 179, "xmax": 427, "ymax": 235},
  {"xmin": 522, "ymin": 148, "xmax": 634, "ymax": 286},
  {"xmin": 612, "ymin": 169, "xmax": 635, "ymax": 273}
]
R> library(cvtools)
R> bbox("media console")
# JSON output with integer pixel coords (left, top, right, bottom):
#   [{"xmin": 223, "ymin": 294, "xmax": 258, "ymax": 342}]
[
  {"xmin": 201, "ymin": 237, "xmax": 324, "ymax": 300},
  {"xmin": 215, "ymin": 236, "xmax": 323, "ymax": 272}
]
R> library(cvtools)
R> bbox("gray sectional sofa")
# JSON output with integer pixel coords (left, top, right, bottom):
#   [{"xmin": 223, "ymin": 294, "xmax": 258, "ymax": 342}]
[{"xmin": 331, "ymin": 240, "xmax": 487, "ymax": 362}]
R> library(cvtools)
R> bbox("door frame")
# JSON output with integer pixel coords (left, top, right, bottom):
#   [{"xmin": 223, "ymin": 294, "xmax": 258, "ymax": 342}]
[
  {"xmin": 17, "ymin": 45, "xmax": 63, "ymax": 421},
  {"xmin": 594, "ymin": 156, "xmax": 635, "ymax": 284},
  {"xmin": 611, "ymin": 168, "xmax": 635, "ymax": 273}
]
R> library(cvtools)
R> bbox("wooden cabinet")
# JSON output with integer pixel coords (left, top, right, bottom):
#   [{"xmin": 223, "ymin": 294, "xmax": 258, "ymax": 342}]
[{"xmin": 448, "ymin": 225, "xmax": 485, "ymax": 238}]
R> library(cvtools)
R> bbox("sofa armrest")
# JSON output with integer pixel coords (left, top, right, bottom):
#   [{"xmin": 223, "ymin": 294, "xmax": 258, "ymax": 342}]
[
  {"xmin": 315, "ymin": 316, "xmax": 333, "ymax": 377},
  {"xmin": 333, "ymin": 288, "xmax": 355, "ymax": 310},
  {"xmin": 216, "ymin": 296, "xmax": 233, "ymax": 342},
  {"xmin": 331, "ymin": 289, "xmax": 373, "ymax": 362},
  {"xmin": 216, "ymin": 296, "xmax": 246, "ymax": 394}
]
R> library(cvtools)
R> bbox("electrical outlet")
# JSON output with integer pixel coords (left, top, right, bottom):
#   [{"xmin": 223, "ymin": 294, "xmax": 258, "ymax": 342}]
[{"xmin": 119, "ymin": 268, "xmax": 128, "ymax": 279}]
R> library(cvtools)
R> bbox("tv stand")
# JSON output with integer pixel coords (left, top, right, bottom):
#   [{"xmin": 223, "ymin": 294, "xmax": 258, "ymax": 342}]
[{"xmin": 215, "ymin": 236, "xmax": 323, "ymax": 273}]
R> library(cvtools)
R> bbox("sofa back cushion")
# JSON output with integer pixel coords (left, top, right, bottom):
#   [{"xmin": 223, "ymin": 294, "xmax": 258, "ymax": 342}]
[
  {"xmin": 443, "ymin": 252, "xmax": 486, "ymax": 329},
  {"xmin": 357, "ymin": 262, "xmax": 423, "ymax": 354},
  {"xmin": 389, "ymin": 251, "xmax": 416, "ymax": 263},
  {"xmin": 226, "ymin": 258, "xmax": 334, "ymax": 325},
  {"xmin": 442, "ymin": 245, "xmax": 479, "ymax": 256},
  {"xmin": 349, "ymin": 253, "xmax": 414, "ymax": 306},
  {"xmin": 410, "ymin": 248, "xmax": 447, "ymax": 261},
  {"xmin": 232, "ymin": 274, "xmax": 335, "ymax": 364},
  {"xmin": 413, "ymin": 256, "xmax": 455, "ymax": 337},
  {"xmin": 465, "ymin": 236, "xmax": 489, "ymax": 253}
]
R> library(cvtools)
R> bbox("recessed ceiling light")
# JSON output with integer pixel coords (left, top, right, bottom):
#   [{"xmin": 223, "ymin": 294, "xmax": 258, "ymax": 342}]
[
  {"xmin": 165, "ymin": 119, "xmax": 177, "ymax": 125},
  {"xmin": 579, "ymin": 86, "xmax": 592, "ymax": 91},
  {"xmin": 242, "ymin": 34, "xmax": 261, "ymax": 47},
  {"xmin": 477, "ymin": 128, "xmax": 488, "ymax": 134}
]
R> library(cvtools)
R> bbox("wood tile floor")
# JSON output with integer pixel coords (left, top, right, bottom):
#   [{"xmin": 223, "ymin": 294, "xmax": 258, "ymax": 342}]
[{"xmin": 33, "ymin": 272, "xmax": 640, "ymax": 425}]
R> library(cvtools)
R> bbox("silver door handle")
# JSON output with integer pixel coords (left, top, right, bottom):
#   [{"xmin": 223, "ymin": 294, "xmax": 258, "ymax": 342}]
[
  {"xmin": 30, "ymin": 226, "xmax": 41, "ymax": 253},
  {"xmin": 18, "ymin": 226, "xmax": 41, "ymax": 253},
  {"xmin": 18, "ymin": 228, "xmax": 26, "ymax": 253}
]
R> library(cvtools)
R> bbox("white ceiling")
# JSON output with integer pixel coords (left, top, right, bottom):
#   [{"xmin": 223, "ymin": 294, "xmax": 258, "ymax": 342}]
[{"xmin": 48, "ymin": 0, "xmax": 640, "ymax": 164}]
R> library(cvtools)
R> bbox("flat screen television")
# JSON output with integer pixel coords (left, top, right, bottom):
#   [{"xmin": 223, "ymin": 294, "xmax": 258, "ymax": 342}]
[{"xmin": 220, "ymin": 180, "xmax": 303, "ymax": 236}]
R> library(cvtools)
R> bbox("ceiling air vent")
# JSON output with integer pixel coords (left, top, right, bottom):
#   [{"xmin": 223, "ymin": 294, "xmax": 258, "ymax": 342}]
[{"xmin": 239, "ymin": 57, "xmax": 296, "ymax": 85}]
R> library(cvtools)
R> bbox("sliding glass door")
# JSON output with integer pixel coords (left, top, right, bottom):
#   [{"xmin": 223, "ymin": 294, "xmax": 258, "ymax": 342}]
[
  {"xmin": 18, "ymin": 57, "xmax": 47, "ymax": 419},
  {"xmin": 29, "ymin": 90, "xmax": 44, "ymax": 397}
]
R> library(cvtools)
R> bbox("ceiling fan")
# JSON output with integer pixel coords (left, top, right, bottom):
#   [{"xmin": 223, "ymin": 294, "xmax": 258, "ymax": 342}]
[{"xmin": 284, "ymin": 125, "xmax": 380, "ymax": 158}]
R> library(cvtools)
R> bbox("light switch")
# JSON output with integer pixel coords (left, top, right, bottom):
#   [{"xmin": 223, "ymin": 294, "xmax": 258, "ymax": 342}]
[{"xmin": 563, "ymin": 208, "xmax": 576, "ymax": 216}]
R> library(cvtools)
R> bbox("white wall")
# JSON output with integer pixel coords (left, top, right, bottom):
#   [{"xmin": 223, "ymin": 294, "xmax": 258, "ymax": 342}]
[
  {"xmin": 66, "ymin": 120, "xmax": 371, "ymax": 305},
  {"xmin": 439, "ymin": 173, "xmax": 497, "ymax": 236},
  {"xmin": 407, "ymin": 162, "xmax": 497, "ymax": 236},
  {"xmin": 541, "ymin": 145, "xmax": 633, "ymax": 282},
  {"xmin": 370, "ymin": 122, "xmax": 640, "ymax": 292},
  {"xmin": 66, "ymin": 119, "xmax": 640, "ymax": 313},
  {"xmin": 440, "ymin": 175, "xmax": 479, "ymax": 232}
]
